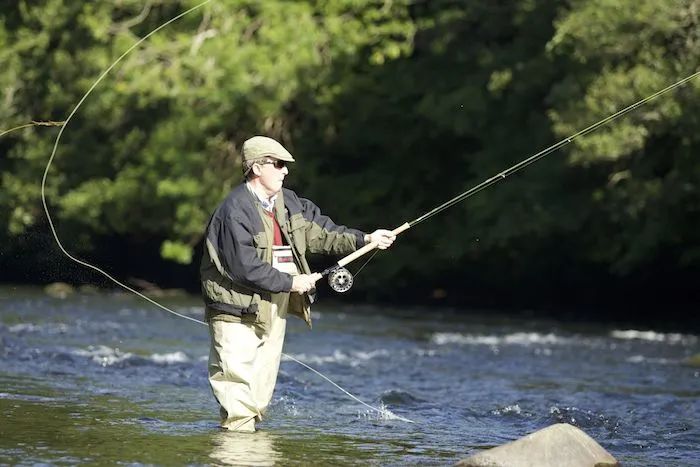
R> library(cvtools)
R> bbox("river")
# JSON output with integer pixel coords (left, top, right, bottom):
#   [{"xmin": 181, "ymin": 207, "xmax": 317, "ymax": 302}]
[{"xmin": 1, "ymin": 286, "xmax": 698, "ymax": 465}]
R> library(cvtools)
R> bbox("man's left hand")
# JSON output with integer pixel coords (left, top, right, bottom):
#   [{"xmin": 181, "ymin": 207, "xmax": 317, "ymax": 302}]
[{"xmin": 366, "ymin": 229, "xmax": 396, "ymax": 250}]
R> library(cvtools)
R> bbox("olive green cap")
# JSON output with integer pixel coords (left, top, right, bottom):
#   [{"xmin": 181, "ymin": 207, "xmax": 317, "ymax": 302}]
[{"xmin": 242, "ymin": 136, "xmax": 295, "ymax": 162}]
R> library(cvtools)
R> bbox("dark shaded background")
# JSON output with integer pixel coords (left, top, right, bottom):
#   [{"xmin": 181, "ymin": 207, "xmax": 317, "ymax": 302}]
[{"xmin": 2, "ymin": 1, "xmax": 699, "ymax": 328}]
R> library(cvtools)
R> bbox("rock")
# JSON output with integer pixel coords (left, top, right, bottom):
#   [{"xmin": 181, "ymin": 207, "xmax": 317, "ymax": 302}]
[
  {"xmin": 127, "ymin": 277, "xmax": 188, "ymax": 298},
  {"xmin": 147, "ymin": 288, "xmax": 189, "ymax": 298},
  {"xmin": 686, "ymin": 354, "xmax": 700, "ymax": 368},
  {"xmin": 78, "ymin": 284, "xmax": 100, "ymax": 295},
  {"xmin": 456, "ymin": 423, "xmax": 619, "ymax": 467},
  {"xmin": 127, "ymin": 277, "xmax": 160, "ymax": 291},
  {"xmin": 44, "ymin": 282, "xmax": 75, "ymax": 299}
]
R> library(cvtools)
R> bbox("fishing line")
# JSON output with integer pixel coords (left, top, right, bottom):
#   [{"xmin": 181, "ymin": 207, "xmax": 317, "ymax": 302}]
[
  {"xmin": 282, "ymin": 353, "xmax": 414, "ymax": 423},
  {"xmin": 38, "ymin": 0, "xmax": 412, "ymax": 425},
  {"xmin": 353, "ymin": 249, "xmax": 380, "ymax": 278},
  {"xmin": 322, "ymin": 69, "xmax": 700, "ymax": 287},
  {"xmin": 409, "ymin": 70, "xmax": 700, "ymax": 227}
]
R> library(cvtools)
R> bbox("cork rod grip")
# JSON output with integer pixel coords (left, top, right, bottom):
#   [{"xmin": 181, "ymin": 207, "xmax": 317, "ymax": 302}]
[{"xmin": 337, "ymin": 222, "xmax": 410, "ymax": 268}]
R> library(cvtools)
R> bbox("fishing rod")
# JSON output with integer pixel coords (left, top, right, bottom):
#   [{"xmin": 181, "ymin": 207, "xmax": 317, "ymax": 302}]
[{"xmin": 320, "ymin": 70, "xmax": 700, "ymax": 293}]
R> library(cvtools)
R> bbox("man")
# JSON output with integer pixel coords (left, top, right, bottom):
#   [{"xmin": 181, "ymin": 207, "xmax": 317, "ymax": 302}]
[{"xmin": 200, "ymin": 135, "xmax": 395, "ymax": 431}]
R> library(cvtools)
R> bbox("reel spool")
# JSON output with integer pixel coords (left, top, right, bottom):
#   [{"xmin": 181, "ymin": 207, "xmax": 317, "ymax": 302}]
[{"xmin": 328, "ymin": 267, "xmax": 354, "ymax": 293}]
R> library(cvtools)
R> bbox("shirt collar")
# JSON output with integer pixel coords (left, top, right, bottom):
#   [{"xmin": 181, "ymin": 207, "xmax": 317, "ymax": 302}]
[{"xmin": 246, "ymin": 182, "xmax": 277, "ymax": 212}]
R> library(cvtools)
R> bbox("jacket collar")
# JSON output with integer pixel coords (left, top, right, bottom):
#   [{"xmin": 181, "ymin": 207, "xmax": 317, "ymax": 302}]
[{"xmin": 245, "ymin": 182, "xmax": 277, "ymax": 212}]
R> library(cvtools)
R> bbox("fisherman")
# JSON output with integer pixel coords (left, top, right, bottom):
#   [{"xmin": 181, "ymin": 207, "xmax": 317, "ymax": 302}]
[{"xmin": 200, "ymin": 136, "xmax": 396, "ymax": 431}]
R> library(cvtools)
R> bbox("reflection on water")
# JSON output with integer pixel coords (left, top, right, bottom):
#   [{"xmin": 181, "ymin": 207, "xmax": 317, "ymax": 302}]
[
  {"xmin": 210, "ymin": 431, "xmax": 282, "ymax": 466},
  {"xmin": 0, "ymin": 286, "xmax": 699, "ymax": 466}
]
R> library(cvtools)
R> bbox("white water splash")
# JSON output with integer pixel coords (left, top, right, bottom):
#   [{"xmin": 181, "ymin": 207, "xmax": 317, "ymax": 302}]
[
  {"xmin": 72, "ymin": 346, "xmax": 191, "ymax": 366},
  {"xmin": 282, "ymin": 349, "xmax": 391, "ymax": 367},
  {"xmin": 149, "ymin": 351, "xmax": 189, "ymax": 364},
  {"xmin": 432, "ymin": 332, "xmax": 563, "ymax": 346},
  {"xmin": 73, "ymin": 345, "xmax": 133, "ymax": 367},
  {"xmin": 7, "ymin": 323, "xmax": 70, "ymax": 334},
  {"xmin": 625, "ymin": 355, "xmax": 674, "ymax": 365},
  {"xmin": 492, "ymin": 404, "xmax": 523, "ymax": 416},
  {"xmin": 6, "ymin": 320, "xmax": 125, "ymax": 335},
  {"xmin": 611, "ymin": 330, "xmax": 695, "ymax": 345},
  {"xmin": 357, "ymin": 402, "xmax": 410, "ymax": 422},
  {"xmin": 413, "ymin": 348, "xmax": 437, "ymax": 357}
]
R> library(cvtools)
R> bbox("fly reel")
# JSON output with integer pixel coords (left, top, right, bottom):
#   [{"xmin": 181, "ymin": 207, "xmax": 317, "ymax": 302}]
[{"xmin": 328, "ymin": 267, "xmax": 354, "ymax": 293}]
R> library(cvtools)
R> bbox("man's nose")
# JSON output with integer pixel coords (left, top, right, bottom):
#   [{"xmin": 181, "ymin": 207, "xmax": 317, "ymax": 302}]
[{"xmin": 282, "ymin": 166, "xmax": 289, "ymax": 175}]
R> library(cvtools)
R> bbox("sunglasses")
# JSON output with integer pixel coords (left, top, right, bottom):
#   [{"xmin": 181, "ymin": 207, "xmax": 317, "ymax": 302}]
[{"xmin": 258, "ymin": 159, "xmax": 287, "ymax": 170}]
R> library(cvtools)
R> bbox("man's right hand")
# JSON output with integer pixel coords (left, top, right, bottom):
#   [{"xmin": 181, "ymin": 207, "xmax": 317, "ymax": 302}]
[{"xmin": 291, "ymin": 273, "xmax": 322, "ymax": 293}]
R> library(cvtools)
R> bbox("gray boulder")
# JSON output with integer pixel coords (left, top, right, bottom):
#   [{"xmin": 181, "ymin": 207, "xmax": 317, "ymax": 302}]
[
  {"xmin": 685, "ymin": 353, "xmax": 700, "ymax": 367},
  {"xmin": 456, "ymin": 423, "xmax": 619, "ymax": 467},
  {"xmin": 44, "ymin": 282, "xmax": 75, "ymax": 299}
]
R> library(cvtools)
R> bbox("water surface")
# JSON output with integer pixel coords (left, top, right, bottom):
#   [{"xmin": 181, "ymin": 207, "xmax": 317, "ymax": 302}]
[{"xmin": 1, "ymin": 286, "xmax": 698, "ymax": 465}]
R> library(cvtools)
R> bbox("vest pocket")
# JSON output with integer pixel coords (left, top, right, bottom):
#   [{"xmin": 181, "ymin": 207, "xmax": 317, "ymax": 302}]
[
  {"xmin": 252, "ymin": 233, "xmax": 269, "ymax": 262},
  {"xmin": 203, "ymin": 279, "xmax": 259, "ymax": 316},
  {"xmin": 288, "ymin": 216, "xmax": 307, "ymax": 253},
  {"xmin": 242, "ymin": 292, "xmax": 272, "ymax": 333},
  {"xmin": 288, "ymin": 292, "xmax": 311, "ymax": 325}
]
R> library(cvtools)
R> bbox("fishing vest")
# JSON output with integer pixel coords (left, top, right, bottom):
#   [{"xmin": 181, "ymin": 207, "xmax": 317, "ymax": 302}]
[{"xmin": 200, "ymin": 185, "xmax": 364, "ymax": 331}]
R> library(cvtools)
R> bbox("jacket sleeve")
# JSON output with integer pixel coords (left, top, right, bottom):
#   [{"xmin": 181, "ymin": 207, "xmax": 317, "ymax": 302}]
[
  {"xmin": 213, "ymin": 212, "xmax": 293, "ymax": 293},
  {"xmin": 300, "ymin": 197, "xmax": 366, "ymax": 255}
]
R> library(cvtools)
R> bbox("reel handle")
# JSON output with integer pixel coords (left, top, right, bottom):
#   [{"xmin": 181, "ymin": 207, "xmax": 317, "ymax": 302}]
[{"xmin": 336, "ymin": 222, "xmax": 410, "ymax": 268}]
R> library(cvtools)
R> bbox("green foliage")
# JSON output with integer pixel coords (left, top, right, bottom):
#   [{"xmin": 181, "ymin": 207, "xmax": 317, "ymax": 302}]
[
  {"xmin": 1, "ymin": 0, "xmax": 699, "ymax": 302},
  {"xmin": 547, "ymin": 0, "xmax": 700, "ymax": 273},
  {"xmin": 1, "ymin": 0, "xmax": 414, "ymax": 258}
]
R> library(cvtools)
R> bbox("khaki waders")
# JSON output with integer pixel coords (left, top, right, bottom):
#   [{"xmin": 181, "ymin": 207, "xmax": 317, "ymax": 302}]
[{"xmin": 207, "ymin": 246, "xmax": 297, "ymax": 431}]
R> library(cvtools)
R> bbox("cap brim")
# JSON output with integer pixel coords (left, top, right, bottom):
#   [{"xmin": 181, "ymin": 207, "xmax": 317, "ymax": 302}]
[{"xmin": 260, "ymin": 153, "xmax": 294, "ymax": 162}]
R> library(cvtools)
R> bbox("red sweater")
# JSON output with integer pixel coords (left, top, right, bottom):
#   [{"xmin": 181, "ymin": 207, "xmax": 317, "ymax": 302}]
[{"xmin": 264, "ymin": 210, "xmax": 284, "ymax": 246}]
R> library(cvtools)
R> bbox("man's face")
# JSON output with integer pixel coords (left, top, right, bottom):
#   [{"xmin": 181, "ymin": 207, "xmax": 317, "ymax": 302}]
[{"xmin": 254, "ymin": 158, "xmax": 289, "ymax": 196}]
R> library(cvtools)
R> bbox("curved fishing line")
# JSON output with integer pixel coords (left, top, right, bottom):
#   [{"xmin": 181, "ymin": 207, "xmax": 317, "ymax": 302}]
[
  {"xmin": 282, "ymin": 353, "xmax": 415, "ymax": 423},
  {"xmin": 0, "ymin": 120, "xmax": 65, "ymax": 138},
  {"xmin": 41, "ymin": 0, "xmax": 214, "ymax": 326},
  {"xmin": 39, "ymin": 0, "xmax": 408, "ymax": 424},
  {"xmin": 409, "ymin": 70, "xmax": 700, "ymax": 227}
]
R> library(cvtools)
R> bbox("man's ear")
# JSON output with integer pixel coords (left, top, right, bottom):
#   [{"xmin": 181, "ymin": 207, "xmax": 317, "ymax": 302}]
[{"xmin": 251, "ymin": 163, "xmax": 261, "ymax": 177}]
